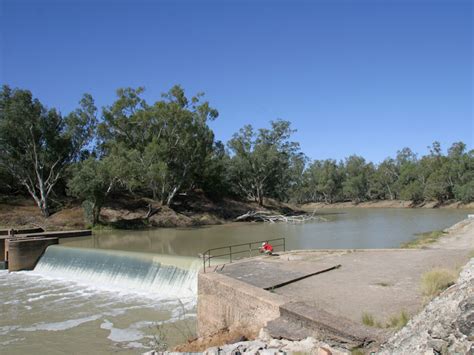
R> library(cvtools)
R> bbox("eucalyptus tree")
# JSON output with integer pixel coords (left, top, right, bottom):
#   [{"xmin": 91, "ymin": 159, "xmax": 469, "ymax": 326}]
[
  {"xmin": 370, "ymin": 158, "xmax": 399, "ymax": 200},
  {"xmin": 98, "ymin": 85, "xmax": 218, "ymax": 205},
  {"xmin": 0, "ymin": 85, "xmax": 97, "ymax": 216},
  {"xmin": 342, "ymin": 155, "xmax": 373, "ymax": 202},
  {"xmin": 228, "ymin": 120, "xmax": 302, "ymax": 205},
  {"xmin": 68, "ymin": 157, "xmax": 115, "ymax": 225},
  {"xmin": 301, "ymin": 159, "xmax": 343, "ymax": 203},
  {"xmin": 449, "ymin": 143, "xmax": 474, "ymax": 203}
]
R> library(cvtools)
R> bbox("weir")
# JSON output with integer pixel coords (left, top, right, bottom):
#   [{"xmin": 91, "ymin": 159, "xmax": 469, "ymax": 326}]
[{"xmin": 32, "ymin": 245, "xmax": 202, "ymax": 297}]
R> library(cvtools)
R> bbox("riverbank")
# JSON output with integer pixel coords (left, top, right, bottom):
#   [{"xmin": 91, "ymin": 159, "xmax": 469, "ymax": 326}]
[
  {"xmin": 0, "ymin": 193, "xmax": 298, "ymax": 230},
  {"xmin": 178, "ymin": 217, "xmax": 473, "ymax": 353},
  {"xmin": 1, "ymin": 195, "xmax": 472, "ymax": 231},
  {"xmin": 301, "ymin": 199, "xmax": 474, "ymax": 210}
]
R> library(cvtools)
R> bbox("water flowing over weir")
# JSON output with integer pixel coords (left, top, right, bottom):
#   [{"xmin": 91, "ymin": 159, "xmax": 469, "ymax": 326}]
[{"xmin": 32, "ymin": 245, "xmax": 202, "ymax": 297}]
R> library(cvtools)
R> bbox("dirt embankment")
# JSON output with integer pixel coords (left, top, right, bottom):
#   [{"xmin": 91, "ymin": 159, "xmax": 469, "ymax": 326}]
[
  {"xmin": 0, "ymin": 193, "xmax": 298, "ymax": 230},
  {"xmin": 301, "ymin": 199, "xmax": 474, "ymax": 210}
]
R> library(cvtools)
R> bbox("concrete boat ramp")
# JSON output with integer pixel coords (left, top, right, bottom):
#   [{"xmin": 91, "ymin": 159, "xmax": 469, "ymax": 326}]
[
  {"xmin": 198, "ymin": 219, "xmax": 473, "ymax": 351},
  {"xmin": 0, "ymin": 227, "xmax": 92, "ymax": 271}
]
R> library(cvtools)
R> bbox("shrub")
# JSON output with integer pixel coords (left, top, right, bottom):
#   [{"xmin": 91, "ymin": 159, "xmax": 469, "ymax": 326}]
[{"xmin": 421, "ymin": 268, "xmax": 456, "ymax": 297}]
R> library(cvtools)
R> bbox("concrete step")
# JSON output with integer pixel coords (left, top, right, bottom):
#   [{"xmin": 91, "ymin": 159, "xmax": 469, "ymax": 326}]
[
  {"xmin": 265, "ymin": 316, "xmax": 312, "ymax": 341},
  {"xmin": 278, "ymin": 301, "xmax": 387, "ymax": 349}
]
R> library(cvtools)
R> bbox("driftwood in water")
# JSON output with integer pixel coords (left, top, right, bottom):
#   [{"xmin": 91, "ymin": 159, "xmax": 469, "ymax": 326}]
[{"xmin": 235, "ymin": 210, "xmax": 324, "ymax": 223}]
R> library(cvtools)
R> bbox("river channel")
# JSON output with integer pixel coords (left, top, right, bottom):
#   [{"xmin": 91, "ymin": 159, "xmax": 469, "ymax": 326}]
[{"xmin": 1, "ymin": 208, "xmax": 471, "ymax": 354}]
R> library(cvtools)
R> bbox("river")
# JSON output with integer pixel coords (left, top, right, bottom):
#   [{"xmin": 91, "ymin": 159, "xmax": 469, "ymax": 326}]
[{"xmin": 0, "ymin": 208, "xmax": 471, "ymax": 354}]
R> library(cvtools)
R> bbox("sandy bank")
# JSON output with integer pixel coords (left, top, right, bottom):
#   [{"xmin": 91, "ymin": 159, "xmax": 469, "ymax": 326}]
[{"xmin": 301, "ymin": 199, "xmax": 474, "ymax": 210}]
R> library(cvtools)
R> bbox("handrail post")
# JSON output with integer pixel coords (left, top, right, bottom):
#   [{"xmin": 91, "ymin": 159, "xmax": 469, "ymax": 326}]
[
  {"xmin": 203, "ymin": 252, "xmax": 206, "ymax": 273},
  {"xmin": 201, "ymin": 237, "xmax": 287, "ymax": 272}
]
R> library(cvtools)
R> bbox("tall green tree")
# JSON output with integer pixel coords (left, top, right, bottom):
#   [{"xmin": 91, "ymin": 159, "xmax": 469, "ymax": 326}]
[
  {"xmin": 0, "ymin": 85, "xmax": 97, "ymax": 216},
  {"xmin": 301, "ymin": 159, "xmax": 343, "ymax": 203},
  {"xmin": 342, "ymin": 155, "xmax": 372, "ymax": 202},
  {"xmin": 98, "ymin": 86, "xmax": 218, "ymax": 205},
  {"xmin": 68, "ymin": 157, "xmax": 115, "ymax": 225},
  {"xmin": 370, "ymin": 158, "xmax": 399, "ymax": 200},
  {"xmin": 228, "ymin": 120, "xmax": 302, "ymax": 205}
]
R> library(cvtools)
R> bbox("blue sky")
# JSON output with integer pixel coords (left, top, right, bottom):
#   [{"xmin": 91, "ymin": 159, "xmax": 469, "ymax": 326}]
[{"xmin": 1, "ymin": 0, "xmax": 472, "ymax": 162}]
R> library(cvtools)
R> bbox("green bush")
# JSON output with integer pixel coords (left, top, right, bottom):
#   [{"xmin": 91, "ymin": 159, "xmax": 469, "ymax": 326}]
[{"xmin": 454, "ymin": 181, "xmax": 474, "ymax": 203}]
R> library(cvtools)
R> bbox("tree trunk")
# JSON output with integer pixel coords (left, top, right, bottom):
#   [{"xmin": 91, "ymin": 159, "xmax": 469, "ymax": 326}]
[
  {"xmin": 24, "ymin": 181, "xmax": 50, "ymax": 217},
  {"xmin": 92, "ymin": 203, "xmax": 101, "ymax": 225},
  {"xmin": 166, "ymin": 186, "xmax": 179, "ymax": 206},
  {"xmin": 387, "ymin": 185, "xmax": 394, "ymax": 200},
  {"xmin": 40, "ymin": 198, "xmax": 50, "ymax": 217}
]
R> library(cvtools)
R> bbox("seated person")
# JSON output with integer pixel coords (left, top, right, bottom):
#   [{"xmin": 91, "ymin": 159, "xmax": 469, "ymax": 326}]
[{"xmin": 259, "ymin": 241, "xmax": 273, "ymax": 255}]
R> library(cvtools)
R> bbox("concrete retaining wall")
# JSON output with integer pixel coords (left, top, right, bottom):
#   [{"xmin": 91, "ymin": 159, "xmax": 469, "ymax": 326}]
[
  {"xmin": 0, "ymin": 237, "xmax": 5, "ymax": 261},
  {"xmin": 197, "ymin": 271, "xmax": 287, "ymax": 337},
  {"xmin": 7, "ymin": 238, "xmax": 58, "ymax": 271}
]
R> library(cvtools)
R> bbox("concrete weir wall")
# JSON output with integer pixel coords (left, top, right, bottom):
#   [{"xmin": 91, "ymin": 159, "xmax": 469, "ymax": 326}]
[
  {"xmin": 0, "ymin": 237, "xmax": 6, "ymax": 260},
  {"xmin": 7, "ymin": 238, "xmax": 58, "ymax": 271},
  {"xmin": 197, "ymin": 271, "xmax": 286, "ymax": 337}
]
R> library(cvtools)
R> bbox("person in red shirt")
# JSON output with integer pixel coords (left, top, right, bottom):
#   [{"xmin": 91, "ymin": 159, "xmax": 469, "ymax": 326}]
[{"xmin": 260, "ymin": 241, "xmax": 273, "ymax": 255}]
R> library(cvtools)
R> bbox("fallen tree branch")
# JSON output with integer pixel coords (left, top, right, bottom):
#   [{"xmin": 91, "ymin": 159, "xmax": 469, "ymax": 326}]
[{"xmin": 235, "ymin": 210, "xmax": 326, "ymax": 223}]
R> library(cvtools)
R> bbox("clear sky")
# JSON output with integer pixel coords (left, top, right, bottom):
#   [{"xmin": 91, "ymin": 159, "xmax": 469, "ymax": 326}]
[{"xmin": 1, "ymin": 0, "xmax": 472, "ymax": 162}]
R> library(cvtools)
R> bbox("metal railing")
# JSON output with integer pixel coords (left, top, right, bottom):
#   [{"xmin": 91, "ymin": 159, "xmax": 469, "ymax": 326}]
[{"xmin": 201, "ymin": 237, "xmax": 285, "ymax": 273}]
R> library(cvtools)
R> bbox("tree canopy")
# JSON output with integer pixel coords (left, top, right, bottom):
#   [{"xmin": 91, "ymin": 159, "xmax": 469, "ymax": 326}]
[
  {"xmin": 1, "ymin": 84, "xmax": 472, "ymax": 223},
  {"xmin": 0, "ymin": 85, "xmax": 96, "ymax": 216}
]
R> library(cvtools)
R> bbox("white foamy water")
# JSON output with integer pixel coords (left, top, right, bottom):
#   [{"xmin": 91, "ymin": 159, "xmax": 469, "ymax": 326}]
[
  {"xmin": 0, "ymin": 246, "xmax": 200, "ymax": 354},
  {"xmin": 32, "ymin": 246, "xmax": 201, "ymax": 297}
]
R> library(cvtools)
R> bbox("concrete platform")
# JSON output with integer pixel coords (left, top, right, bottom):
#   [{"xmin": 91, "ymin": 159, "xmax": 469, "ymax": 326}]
[
  {"xmin": 0, "ymin": 227, "xmax": 44, "ymax": 236},
  {"xmin": 198, "ymin": 218, "xmax": 474, "ymax": 350},
  {"xmin": 218, "ymin": 248, "xmax": 469, "ymax": 324},
  {"xmin": 218, "ymin": 256, "xmax": 340, "ymax": 289},
  {"xmin": 1, "ymin": 229, "xmax": 92, "ymax": 271},
  {"xmin": 13, "ymin": 230, "xmax": 92, "ymax": 238}
]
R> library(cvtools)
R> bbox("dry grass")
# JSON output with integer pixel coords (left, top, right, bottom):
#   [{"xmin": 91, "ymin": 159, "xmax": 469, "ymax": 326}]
[
  {"xmin": 388, "ymin": 311, "xmax": 409, "ymax": 330},
  {"xmin": 361, "ymin": 312, "xmax": 375, "ymax": 327},
  {"xmin": 421, "ymin": 268, "xmax": 457, "ymax": 298},
  {"xmin": 401, "ymin": 230, "xmax": 447, "ymax": 248},
  {"xmin": 361, "ymin": 310, "xmax": 409, "ymax": 330}
]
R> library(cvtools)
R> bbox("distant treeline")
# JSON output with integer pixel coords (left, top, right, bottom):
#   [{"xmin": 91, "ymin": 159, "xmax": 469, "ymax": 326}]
[{"xmin": 0, "ymin": 85, "xmax": 472, "ymax": 224}]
